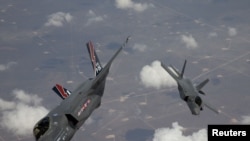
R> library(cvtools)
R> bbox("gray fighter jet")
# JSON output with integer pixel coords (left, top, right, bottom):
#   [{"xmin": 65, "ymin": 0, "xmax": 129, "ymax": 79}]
[
  {"xmin": 33, "ymin": 37, "xmax": 130, "ymax": 141},
  {"xmin": 161, "ymin": 60, "xmax": 219, "ymax": 115}
]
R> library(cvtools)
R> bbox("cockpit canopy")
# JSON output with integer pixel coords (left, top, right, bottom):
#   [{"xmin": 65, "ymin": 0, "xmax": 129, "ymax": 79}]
[
  {"xmin": 194, "ymin": 96, "xmax": 202, "ymax": 107},
  {"xmin": 33, "ymin": 116, "xmax": 50, "ymax": 140}
]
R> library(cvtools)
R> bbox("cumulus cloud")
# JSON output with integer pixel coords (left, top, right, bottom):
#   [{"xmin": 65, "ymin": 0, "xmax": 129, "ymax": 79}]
[
  {"xmin": 115, "ymin": 0, "xmax": 152, "ymax": 12},
  {"xmin": 45, "ymin": 12, "xmax": 73, "ymax": 27},
  {"xmin": 0, "ymin": 61, "xmax": 17, "ymax": 71},
  {"xmin": 85, "ymin": 10, "xmax": 104, "ymax": 26},
  {"xmin": 180, "ymin": 35, "xmax": 198, "ymax": 49},
  {"xmin": 228, "ymin": 27, "xmax": 237, "ymax": 37},
  {"xmin": 133, "ymin": 43, "xmax": 147, "ymax": 52},
  {"xmin": 140, "ymin": 60, "xmax": 176, "ymax": 89},
  {"xmin": 153, "ymin": 122, "xmax": 207, "ymax": 141},
  {"xmin": 0, "ymin": 99, "xmax": 15, "ymax": 110},
  {"xmin": 0, "ymin": 89, "xmax": 49, "ymax": 136}
]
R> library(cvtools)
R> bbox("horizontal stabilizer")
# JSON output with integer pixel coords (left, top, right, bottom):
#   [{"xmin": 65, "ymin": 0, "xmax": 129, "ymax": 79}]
[
  {"xmin": 52, "ymin": 84, "xmax": 72, "ymax": 100},
  {"xmin": 169, "ymin": 65, "xmax": 181, "ymax": 77},
  {"xmin": 161, "ymin": 62, "xmax": 179, "ymax": 80}
]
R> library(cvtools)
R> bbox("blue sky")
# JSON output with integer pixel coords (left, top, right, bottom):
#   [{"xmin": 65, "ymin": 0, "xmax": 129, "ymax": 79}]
[{"xmin": 0, "ymin": 0, "xmax": 250, "ymax": 141}]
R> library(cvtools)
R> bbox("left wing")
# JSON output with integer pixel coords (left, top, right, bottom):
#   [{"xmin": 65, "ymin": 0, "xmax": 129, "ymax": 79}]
[{"xmin": 52, "ymin": 84, "xmax": 72, "ymax": 100}]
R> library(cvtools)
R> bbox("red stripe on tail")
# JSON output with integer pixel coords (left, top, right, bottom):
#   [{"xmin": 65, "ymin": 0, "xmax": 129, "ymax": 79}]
[
  {"xmin": 55, "ymin": 84, "xmax": 68, "ymax": 99},
  {"xmin": 88, "ymin": 41, "xmax": 96, "ymax": 74}
]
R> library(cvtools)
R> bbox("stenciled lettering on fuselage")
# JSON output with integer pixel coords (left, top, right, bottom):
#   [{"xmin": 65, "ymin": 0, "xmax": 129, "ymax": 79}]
[{"xmin": 77, "ymin": 99, "xmax": 91, "ymax": 116}]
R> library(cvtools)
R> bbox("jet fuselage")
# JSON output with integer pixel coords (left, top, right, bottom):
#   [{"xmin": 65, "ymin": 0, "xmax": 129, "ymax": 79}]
[
  {"xmin": 176, "ymin": 78, "xmax": 203, "ymax": 115},
  {"xmin": 33, "ymin": 78, "xmax": 104, "ymax": 141},
  {"xmin": 32, "ymin": 36, "xmax": 130, "ymax": 140}
]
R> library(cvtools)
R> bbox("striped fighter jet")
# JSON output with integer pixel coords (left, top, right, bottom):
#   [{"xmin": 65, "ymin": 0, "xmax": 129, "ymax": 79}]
[{"xmin": 33, "ymin": 36, "xmax": 130, "ymax": 141}]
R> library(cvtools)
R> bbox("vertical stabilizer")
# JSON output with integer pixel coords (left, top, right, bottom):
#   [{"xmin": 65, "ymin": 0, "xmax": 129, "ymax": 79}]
[
  {"xmin": 86, "ymin": 41, "xmax": 103, "ymax": 76},
  {"xmin": 91, "ymin": 36, "xmax": 130, "ymax": 88},
  {"xmin": 180, "ymin": 60, "xmax": 187, "ymax": 78}
]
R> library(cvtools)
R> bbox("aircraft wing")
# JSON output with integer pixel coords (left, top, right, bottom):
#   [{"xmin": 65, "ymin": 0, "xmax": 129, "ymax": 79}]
[{"xmin": 203, "ymin": 101, "xmax": 219, "ymax": 114}]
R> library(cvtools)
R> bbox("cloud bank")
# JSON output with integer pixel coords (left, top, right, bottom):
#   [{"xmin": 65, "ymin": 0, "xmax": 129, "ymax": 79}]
[
  {"xmin": 45, "ymin": 12, "xmax": 73, "ymax": 27},
  {"xmin": 153, "ymin": 116, "xmax": 250, "ymax": 141},
  {"xmin": 153, "ymin": 122, "xmax": 207, "ymax": 141},
  {"xmin": 0, "ymin": 89, "xmax": 49, "ymax": 136},
  {"xmin": 0, "ymin": 61, "xmax": 17, "ymax": 71},
  {"xmin": 115, "ymin": 0, "xmax": 152, "ymax": 12},
  {"xmin": 180, "ymin": 35, "xmax": 198, "ymax": 49},
  {"xmin": 140, "ymin": 60, "xmax": 176, "ymax": 89}
]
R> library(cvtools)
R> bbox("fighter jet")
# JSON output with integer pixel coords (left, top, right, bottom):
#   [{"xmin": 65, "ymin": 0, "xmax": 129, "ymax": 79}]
[
  {"xmin": 161, "ymin": 60, "xmax": 219, "ymax": 115},
  {"xmin": 33, "ymin": 37, "xmax": 130, "ymax": 141}
]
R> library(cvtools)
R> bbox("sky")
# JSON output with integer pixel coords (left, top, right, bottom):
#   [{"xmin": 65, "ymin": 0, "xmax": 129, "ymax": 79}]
[{"xmin": 0, "ymin": 0, "xmax": 250, "ymax": 141}]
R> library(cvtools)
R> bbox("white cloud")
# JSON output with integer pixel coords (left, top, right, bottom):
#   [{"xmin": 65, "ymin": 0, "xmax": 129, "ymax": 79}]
[
  {"xmin": 0, "ymin": 61, "xmax": 17, "ymax": 71},
  {"xmin": 85, "ymin": 10, "xmax": 104, "ymax": 26},
  {"xmin": 45, "ymin": 12, "xmax": 73, "ymax": 27},
  {"xmin": 228, "ymin": 27, "xmax": 237, "ymax": 37},
  {"xmin": 181, "ymin": 35, "xmax": 198, "ymax": 49},
  {"xmin": 0, "ymin": 89, "xmax": 49, "ymax": 136},
  {"xmin": 153, "ymin": 122, "xmax": 207, "ymax": 141},
  {"xmin": 140, "ymin": 60, "xmax": 176, "ymax": 89},
  {"xmin": 14, "ymin": 89, "xmax": 43, "ymax": 106},
  {"xmin": 0, "ymin": 99, "xmax": 15, "ymax": 110},
  {"xmin": 133, "ymin": 43, "xmax": 147, "ymax": 52},
  {"xmin": 115, "ymin": 0, "xmax": 152, "ymax": 12}
]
